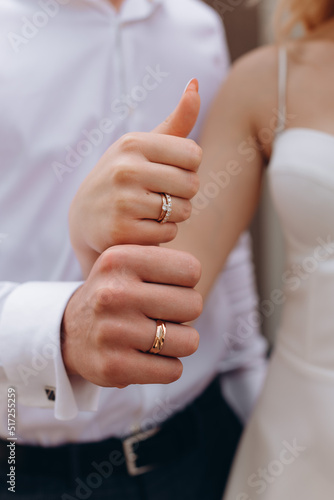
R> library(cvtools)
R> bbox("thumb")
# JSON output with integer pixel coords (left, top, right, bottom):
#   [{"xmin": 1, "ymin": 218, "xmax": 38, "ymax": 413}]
[{"xmin": 153, "ymin": 78, "xmax": 200, "ymax": 138}]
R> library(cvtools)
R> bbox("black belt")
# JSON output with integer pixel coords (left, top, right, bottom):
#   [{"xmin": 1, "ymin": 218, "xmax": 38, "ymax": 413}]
[{"xmin": 0, "ymin": 379, "xmax": 221, "ymax": 481}]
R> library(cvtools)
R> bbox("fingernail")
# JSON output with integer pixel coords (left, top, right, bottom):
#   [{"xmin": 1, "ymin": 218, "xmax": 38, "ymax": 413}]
[{"xmin": 183, "ymin": 78, "xmax": 199, "ymax": 94}]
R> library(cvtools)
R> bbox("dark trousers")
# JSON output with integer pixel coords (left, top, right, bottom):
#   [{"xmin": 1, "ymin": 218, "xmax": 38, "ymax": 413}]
[{"xmin": 0, "ymin": 380, "xmax": 242, "ymax": 500}]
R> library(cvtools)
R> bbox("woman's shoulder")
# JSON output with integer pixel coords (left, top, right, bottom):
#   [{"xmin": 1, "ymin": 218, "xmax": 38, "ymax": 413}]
[
  {"xmin": 224, "ymin": 45, "xmax": 280, "ymax": 127},
  {"xmin": 229, "ymin": 44, "xmax": 279, "ymax": 90},
  {"xmin": 219, "ymin": 45, "xmax": 286, "ymax": 159}
]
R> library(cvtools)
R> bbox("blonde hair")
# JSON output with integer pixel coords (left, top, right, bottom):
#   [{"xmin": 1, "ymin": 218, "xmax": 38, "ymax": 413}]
[{"xmin": 275, "ymin": 0, "xmax": 334, "ymax": 38}]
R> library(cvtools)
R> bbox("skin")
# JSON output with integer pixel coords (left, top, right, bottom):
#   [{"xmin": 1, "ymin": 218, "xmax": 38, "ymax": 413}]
[
  {"xmin": 67, "ymin": 12, "xmax": 334, "ymax": 390},
  {"xmin": 109, "ymin": 0, "xmax": 124, "ymax": 10},
  {"xmin": 63, "ymin": 81, "xmax": 204, "ymax": 387},
  {"xmin": 62, "ymin": 245, "xmax": 202, "ymax": 387},
  {"xmin": 70, "ymin": 81, "xmax": 202, "ymax": 277},
  {"xmin": 165, "ymin": 17, "xmax": 334, "ymax": 298}
]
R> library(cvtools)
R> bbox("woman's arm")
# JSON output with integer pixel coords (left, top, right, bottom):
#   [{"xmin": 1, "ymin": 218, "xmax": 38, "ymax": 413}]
[
  {"xmin": 165, "ymin": 48, "xmax": 276, "ymax": 299},
  {"xmin": 69, "ymin": 46, "xmax": 276, "ymax": 299}
]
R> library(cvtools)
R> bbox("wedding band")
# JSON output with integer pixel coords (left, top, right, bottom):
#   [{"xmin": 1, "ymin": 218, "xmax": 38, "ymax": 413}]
[
  {"xmin": 156, "ymin": 193, "xmax": 172, "ymax": 224},
  {"xmin": 148, "ymin": 320, "xmax": 167, "ymax": 354},
  {"xmin": 156, "ymin": 193, "xmax": 167, "ymax": 222}
]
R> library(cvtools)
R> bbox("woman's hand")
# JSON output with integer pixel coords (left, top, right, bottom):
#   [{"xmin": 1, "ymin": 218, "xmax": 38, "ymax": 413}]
[{"xmin": 69, "ymin": 80, "xmax": 201, "ymax": 277}]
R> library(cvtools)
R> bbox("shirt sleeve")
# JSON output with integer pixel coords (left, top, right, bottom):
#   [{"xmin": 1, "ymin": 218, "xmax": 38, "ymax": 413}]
[
  {"xmin": 0, "ymin": 281, "xmax": 101, "ymax": 420},
  {"xmin": 209, "ymin": 7, "xmax": 231, "ymax": 82},
  {"xmin": 218, "ymin": 233, "xmax": 269, "ymax": 424},
  {"xmin": 218, "ymin": 14, "xmax": 231, "ymax": 80}
]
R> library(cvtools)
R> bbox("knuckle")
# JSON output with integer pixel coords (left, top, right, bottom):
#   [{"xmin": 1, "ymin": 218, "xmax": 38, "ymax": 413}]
[
  {"xmin": 112, "ymin": 163, "xmax": 136, "ymax": 186},
  {"xmin": 97, "ymin": 249, "xmax": 114, "ymax": 274},
  {"xmin": 94, "ymin": 287, "xmax": 114, "ymax": 309},
  {"xmin": 99, "ymin": 246, "xmax": 129, "ymax": 273},
  {"xmin": 92, "ymin": 280, "xmax": 131, "ymax": 314},
  {"xmin": 110, "ymin": 245, "xmax": 133, "ymax": 269},
  {"xmin": 118, "ymin": 132, "xmax": 141, "ymax": 152}
]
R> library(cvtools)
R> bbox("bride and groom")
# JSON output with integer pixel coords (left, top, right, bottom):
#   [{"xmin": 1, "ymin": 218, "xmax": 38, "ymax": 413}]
[
  {"xmin": 73, "ymin": 0, "xmax": 334, "ymax": 498},
  {"xmin": 1, "ymin": 0, "xmax": 333, "ymax": 498}
]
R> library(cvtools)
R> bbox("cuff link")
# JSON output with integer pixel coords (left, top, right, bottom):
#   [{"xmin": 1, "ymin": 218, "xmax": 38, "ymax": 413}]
[{"xmin": 45, "ymin": 386, "xmax": 56, "ymax": 402}]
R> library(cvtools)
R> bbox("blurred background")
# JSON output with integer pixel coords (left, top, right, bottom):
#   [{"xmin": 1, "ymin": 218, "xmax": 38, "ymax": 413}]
[{"xmin": 204, "ymin": 0, "xmax": 285, "ymax": 345}]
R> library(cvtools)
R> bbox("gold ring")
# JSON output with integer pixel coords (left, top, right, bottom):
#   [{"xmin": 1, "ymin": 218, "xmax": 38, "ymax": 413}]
[
  {"xmin": 148, "ymin": 320, "xmax": 167, "ymax": 354},
  {"xmin": 156, "ymin": 193, "xmax": 172, "ymax": 224}
]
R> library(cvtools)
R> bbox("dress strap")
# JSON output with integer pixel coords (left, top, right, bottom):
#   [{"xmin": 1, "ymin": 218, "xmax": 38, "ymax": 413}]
[{"xmin": 276, "ymin": 46, "xmax": 288, "ymax": 134}]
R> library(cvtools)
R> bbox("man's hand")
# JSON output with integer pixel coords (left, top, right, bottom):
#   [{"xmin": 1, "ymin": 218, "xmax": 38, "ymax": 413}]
[
  {"xmin": 61, "ymin": 245, "xmax": 202, "ymax": 387},
  {"xmin": 69, "ymin": 79, "xmax": 201, "ymax": 277}
]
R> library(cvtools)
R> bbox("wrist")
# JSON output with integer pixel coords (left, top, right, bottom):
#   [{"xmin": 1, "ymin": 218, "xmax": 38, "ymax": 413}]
[
  {"xmin": 76, "ymin": 247, "xmax": 100, "ymax": 279},
  {"xmin": 60, "ymin": 290, "xmax": 82, "ymax": 377},
  {"xmin": 70, "ymin": 227, "xmax": 100, "ymax": 278}
]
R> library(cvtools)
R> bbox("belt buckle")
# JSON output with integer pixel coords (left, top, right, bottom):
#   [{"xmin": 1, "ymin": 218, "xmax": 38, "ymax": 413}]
[{"xmin": 122, "ymin": 427, "xmax": 160, "ymax": 476}]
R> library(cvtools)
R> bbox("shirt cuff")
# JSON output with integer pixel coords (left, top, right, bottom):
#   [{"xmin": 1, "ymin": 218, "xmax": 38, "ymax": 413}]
[{"xmin": 0, "ymin": 281, "xmax": 101, "ymax": 420}]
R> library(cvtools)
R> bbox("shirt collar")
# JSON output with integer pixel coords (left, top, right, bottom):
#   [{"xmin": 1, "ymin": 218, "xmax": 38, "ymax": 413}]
[
  {"xmin": 82, "ymin": 0, "xmax": 163, "ymax": 23},
  {"xmin": 116, "ymin": 0, "xmax": 163, "ymax": 24},
  {"xmin": 23, "ymin": 0, "xmax": 164, "ymax": 23}
]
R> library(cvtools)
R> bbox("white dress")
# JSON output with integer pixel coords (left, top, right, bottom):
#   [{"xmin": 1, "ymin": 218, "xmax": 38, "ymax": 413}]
[{"xmin": 223, "ymin": 48, "xmax": 334, "ymax": 499}]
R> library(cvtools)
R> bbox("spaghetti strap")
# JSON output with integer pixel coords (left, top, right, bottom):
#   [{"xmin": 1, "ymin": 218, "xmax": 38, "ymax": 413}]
[{"xmin": 276, "ymin": 46, "xmax": 288, "ymax": 134}]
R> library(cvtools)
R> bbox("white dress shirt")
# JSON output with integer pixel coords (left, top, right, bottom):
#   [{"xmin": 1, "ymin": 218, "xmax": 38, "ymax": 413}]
[{"xmin": 0, "ymin": 0, "xmax": 267, "ymax": 445}]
